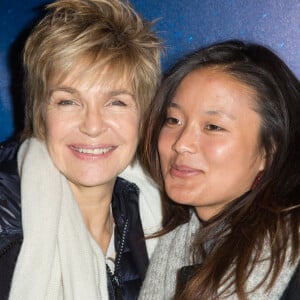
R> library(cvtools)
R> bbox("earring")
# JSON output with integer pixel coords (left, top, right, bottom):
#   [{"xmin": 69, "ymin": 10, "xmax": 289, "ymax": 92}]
[{"xmin": 251, "ymin": 172, "xmax": 263, "ymax": 190}]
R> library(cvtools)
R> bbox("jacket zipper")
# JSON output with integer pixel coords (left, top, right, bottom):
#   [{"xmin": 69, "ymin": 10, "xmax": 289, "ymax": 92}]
[{"xmin": 106, "ymin": 218, "xmax": 129, "ymax": 300}]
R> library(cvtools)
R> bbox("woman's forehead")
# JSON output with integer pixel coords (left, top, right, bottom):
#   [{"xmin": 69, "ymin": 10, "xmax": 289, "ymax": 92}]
[{"xmin": 50, "ymin": 62, "xmax": 133, "ymax": 93}]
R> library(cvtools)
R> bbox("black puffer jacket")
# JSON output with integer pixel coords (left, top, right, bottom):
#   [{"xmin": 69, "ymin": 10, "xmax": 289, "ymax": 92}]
[{"xmin": 0, "ymin": 141, "xmax": 148, "ymax": 300}]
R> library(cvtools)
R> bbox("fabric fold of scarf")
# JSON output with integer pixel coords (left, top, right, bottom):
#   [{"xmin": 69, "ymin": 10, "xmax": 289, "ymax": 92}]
[{"xmin": 9, "ymin": 138, "xmax": 108, "ymax": 300}]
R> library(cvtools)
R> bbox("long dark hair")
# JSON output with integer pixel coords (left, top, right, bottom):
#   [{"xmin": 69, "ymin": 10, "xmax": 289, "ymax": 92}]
[{"xmin": 139, "ymin": 40, "xmax": 300, "ymax": 299}]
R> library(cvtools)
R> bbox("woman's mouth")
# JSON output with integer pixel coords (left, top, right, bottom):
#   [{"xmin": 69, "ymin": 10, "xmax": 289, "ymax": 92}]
[
  {"xmin": 69, "ymin": 145, "xmax": 116, "ymax": 159},
  {"xmin": 75, "ymin": 147, "xmax": 114, "ymax": 154},
  {"xmin": 170, "ymin": 164, "xmax": 203, "ymax": 178}
]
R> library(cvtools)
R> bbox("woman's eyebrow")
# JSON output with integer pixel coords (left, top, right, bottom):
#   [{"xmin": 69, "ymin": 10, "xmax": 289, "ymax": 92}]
[
  {"xmin": 49, "ymin": 87, "xmax": 79, "ymax": 96},
  {"xmin": 107, "ymin": 89, "xmax": 134, "ymax": 98},
  {"xmin": 169, "ymin": 102, "xmax": 180, "ymax": 108},
  {"xmin": 49, "ymin": 87, "xmax": 135, "ymax": 100},
  {"xmin": 169, "ymin": 101, "xmax": 236, "ymax": 120},
  {"xmin": 203, "ymin": 109, "xmax": 236, "ymax": 120}
]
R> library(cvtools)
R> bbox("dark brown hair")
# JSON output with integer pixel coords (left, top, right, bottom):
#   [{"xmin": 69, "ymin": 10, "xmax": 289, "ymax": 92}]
[{"xmin": 140, "ymin": 40, "xmax": 300, "ymax": 299}]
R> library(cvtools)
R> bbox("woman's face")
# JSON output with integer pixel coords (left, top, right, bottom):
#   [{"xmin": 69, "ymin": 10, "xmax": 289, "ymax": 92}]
[
  {"xmin": 158, "ymin": 68, "xmax": 266, "ymax": 220},
  {"xmin": 44, "ymin": 66, "xmax": 139, "ymax": 195}
]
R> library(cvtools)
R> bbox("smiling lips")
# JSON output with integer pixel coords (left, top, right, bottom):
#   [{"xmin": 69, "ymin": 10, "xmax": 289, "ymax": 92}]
[
  {"xmin": 170, "ymin": 164, "xmax": 202, "ymax": 178},
  {"xmin": 70, "ymin": 145, "xmax": 116, "ymax": 158},
  {"xmin": 76, "ymin": 147, "xmax": 114, "ymax": 155}
]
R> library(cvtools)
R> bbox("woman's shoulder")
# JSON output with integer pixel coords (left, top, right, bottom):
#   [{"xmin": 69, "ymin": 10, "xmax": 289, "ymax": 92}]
[
  {"xmin": 0, "ymin": 139, "xmax": 22, "ymax": 248},
  {"xmin": 0, "ymin": 139, "xmax": 20, "ymax": 164},
  {"xmin": 155, "ymin": 215, "xmax": 198, "ymax": 250}
]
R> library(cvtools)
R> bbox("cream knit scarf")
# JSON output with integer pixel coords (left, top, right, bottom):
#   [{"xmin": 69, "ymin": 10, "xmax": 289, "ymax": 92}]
[
  {"xmin": 139, "ymin": 211, "xmax": 300, "ymax": 300},
  {"xmin": 9, "ymin": 138, "xmax": 109, "ymax": 300}
]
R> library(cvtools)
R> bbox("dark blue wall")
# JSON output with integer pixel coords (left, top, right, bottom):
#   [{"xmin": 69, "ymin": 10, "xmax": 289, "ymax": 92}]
[{"xmin": 1, "ymin": 0, "xmax": 300, "ymax": 142}]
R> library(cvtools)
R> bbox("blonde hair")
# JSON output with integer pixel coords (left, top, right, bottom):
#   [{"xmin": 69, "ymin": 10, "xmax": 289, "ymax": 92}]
[{"xmin": 22, "ymin": 0, "xmax": 162, "ymax": 139}]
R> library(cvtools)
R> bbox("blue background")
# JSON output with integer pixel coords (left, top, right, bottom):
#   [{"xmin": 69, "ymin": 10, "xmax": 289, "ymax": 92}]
[{"xmin": 1, "ymin": 0, "xmax": 300, "ymax": 142}]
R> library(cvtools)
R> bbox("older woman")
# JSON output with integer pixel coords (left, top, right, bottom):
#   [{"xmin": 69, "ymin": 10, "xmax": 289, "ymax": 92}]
[
  {"xmin": 139, "ymin": 40, "xmax": 300, "ymax": 299},
  {"xmin": 0, "ymin": 0, "xmax": 162, "ymax": 299}
]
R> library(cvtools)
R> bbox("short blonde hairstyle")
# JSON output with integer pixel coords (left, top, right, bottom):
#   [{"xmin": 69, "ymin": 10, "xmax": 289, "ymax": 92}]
[{"xmin": 22, "ymin": 0, "xmax": 162, "ymax": 139}]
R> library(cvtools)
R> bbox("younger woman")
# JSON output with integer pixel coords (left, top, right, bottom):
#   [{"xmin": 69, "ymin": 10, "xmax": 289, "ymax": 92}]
[{"xmin": 139, "ymin": 40, "xmax": 300, "ymax": 299}]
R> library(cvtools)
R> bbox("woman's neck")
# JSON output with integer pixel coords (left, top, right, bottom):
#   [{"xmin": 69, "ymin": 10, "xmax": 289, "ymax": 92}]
[{"xmin": 68, "ymin": 181, "xmax": 115, "ymax": 254}]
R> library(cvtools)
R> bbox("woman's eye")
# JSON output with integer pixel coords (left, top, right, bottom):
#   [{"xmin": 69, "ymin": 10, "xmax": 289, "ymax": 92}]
[
  {"xmin": 205, "ymin": 124, "xmax": 223, "ymax": 131},
  {"xmin": 58, "ymin": 99, "xmax": 77, "ymax": 106},
  {"xmin": 111, "ymin": 99, "xmax": 127, "ymax": 106},
  {"xmin": 165, "ymin": 117, "xmax": 181, "ymax": 126}
]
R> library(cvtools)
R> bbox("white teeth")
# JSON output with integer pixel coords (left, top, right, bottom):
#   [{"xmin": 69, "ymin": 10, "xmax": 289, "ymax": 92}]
[{"xmin": 77, "ymin": 147, "xmax": 112, "ymax": 154}]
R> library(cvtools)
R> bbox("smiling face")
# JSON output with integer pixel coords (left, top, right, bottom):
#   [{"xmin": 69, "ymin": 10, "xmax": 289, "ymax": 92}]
[
  {"xmin": 158, "ymin": 68, "xmax": 266, "ymax": 220},
  {"xmin": 44, "ymin": 64, "xmax": 139, "ymax": 196}
]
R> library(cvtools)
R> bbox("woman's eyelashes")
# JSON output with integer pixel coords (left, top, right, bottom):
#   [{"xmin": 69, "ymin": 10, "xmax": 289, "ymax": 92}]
[
  {"xmin": 204, "ymin": 124, "xmax": 224, "ymax": 131},
  {"xmin": 164, "ymin": 107, "xmax": 182, "ymax": 126},
  {"xmin": 109, "ymin": 99, "xmax": 127, "ymax": 106},
  {"xmin": 49, "ymin": 90, "xmax": 79, "ymax": 107},
  {"xmin": 165, "ymin": 116, "xmax": 181, "ymax": 126},
  {"xmin": 54, "ymin": 97, "xmax": 81, "ymax": 111},
  {"xmin": 107, "ymin": 95, "xmax": 137, "ymax": 109},
  {"xmin": 48, "ymin": 95, "xmax": 80, "ymax": 110},
  {"xmin": 57, "ymin": 99, "xmax": 78, "ymax": 106}
]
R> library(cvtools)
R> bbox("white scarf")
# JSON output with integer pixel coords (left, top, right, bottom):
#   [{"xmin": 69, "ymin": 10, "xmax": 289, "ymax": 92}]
[{"xmin": 9, "ymin": 138, "xmax": 109, "ymax": 300}]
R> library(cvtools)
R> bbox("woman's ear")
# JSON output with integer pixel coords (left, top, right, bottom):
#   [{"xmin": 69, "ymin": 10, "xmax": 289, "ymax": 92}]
[
  {"xmin": 257, "ymin": 147, "xmax": 267, "ymax": 172},
  {"xmin": 262, "ymin": 141, "xmax": 276, "ymax": 171},
  {"xmin": 259, "ymin": 152, "xmax": 266, "ymax": 172}
]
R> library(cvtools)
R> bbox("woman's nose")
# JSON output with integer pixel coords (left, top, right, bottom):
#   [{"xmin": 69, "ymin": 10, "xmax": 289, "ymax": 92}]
[
  {"xmin": 172, "ymin": 123, "xmax": 200, "ymax": 154},
  {"xmin": 79, "ymin": 108, "xmax": 106, "ymax": 137}
]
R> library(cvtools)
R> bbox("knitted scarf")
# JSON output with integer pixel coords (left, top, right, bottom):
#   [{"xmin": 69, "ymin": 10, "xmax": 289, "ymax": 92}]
[
  {"xmin": 139, "ymin": 211, "xmax": 299, "ymax": 300},
  {"xmin": 9, "ymin": 138, "xmax": 109, "ymax": 300}
]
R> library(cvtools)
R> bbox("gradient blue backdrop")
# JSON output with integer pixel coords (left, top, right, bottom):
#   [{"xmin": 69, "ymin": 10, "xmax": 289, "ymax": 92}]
[{"xmin": 1, "ymin": 0, "xmax": 300, "ymax": 142}]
